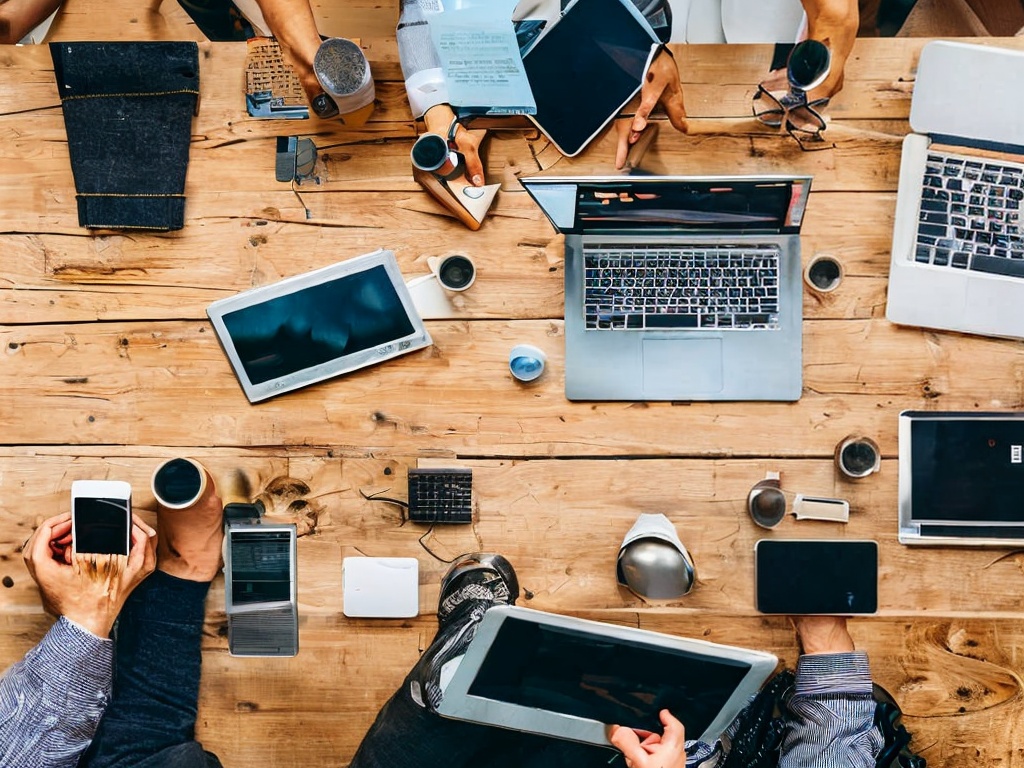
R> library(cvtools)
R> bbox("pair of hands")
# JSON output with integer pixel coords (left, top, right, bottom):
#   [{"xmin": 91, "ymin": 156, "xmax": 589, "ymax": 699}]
[
  {"xmin": 422, "ymin": 47, "xmax": 688, "ymax": 186},
  {"xmin": 22, "ymin": 511, "xmax": 157, "ymax": 638},
  {"xmin": 606, "ymin": 616, "xmax": 856, "ymax": 767}
]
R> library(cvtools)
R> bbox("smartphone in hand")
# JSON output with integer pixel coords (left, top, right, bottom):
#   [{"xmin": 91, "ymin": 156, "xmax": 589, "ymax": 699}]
[{"xmin": 71, "ymin": 480, "xmax": 132, "ymax": 557}]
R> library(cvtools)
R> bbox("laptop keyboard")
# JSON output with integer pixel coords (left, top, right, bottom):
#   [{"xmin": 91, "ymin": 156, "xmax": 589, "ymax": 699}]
[
  {"xmin": 917, "ymin": 151, "xmax": 1024, "ymax": 276},
  {"xmin": 583, "ymin": 245, "xmax": 781, "ymax": 330}
]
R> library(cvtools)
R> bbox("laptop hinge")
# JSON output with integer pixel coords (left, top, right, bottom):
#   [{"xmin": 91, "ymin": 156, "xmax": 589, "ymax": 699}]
[{"xmin": 930, "ymin": 133, "xmax": 1024, "ymax": 158}]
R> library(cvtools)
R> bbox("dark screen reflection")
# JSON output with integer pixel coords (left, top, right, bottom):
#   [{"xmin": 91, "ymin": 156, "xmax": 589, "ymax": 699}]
[
  {"xmin": 912, "ymin": 419, "xmax": 1024, "ymax": 523},
  {"xmin": 576, "ymin": 182, "xmax": 793, "ymax": 229},
  {"xmin": 230, "ymin": 531, "xmax": 292, "ymax": 605},
  {"xmin": 223, "ymin": 266, "xmax": 415, "ymax": 385},
  {"xmin": 468, "ymin": 618, "xmax": 750, "ymax": 734}
]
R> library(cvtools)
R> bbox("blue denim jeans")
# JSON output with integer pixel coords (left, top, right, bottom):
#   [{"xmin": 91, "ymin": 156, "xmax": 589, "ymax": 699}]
[
  {"xmin": 78, "ymin": 572, "xmax": 221, "ymax": 768},
  {"xmin": 49, "ymin": 42, "xmax": 199, "ymax": 231}
]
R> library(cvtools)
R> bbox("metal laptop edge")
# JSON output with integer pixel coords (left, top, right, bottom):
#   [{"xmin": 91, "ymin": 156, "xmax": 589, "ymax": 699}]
[{"xmin": 436, "ymin": 604, "xmax": 778, "ymax": 747}]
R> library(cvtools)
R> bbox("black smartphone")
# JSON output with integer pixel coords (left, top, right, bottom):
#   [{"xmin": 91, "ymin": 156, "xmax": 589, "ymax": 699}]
[
  {"xmin": 71, "ymin": 480, "xmax": 132, "ymax": 556},
  {"xmin": 754, "ymin": 539, "xmax": 878, "ymax": 615}
]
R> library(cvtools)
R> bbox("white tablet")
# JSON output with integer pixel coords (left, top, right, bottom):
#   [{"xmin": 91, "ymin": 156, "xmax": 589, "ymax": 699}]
[
  {"xmin": 437, "ymin": 605, "xmax": 778, "ymax": 747},
  {"xmin": 207, "ymin": 249, "xmax": 432, "ymax": 402}
]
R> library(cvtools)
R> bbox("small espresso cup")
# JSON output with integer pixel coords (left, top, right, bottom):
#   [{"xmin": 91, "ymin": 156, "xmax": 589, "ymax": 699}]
[
  {"xmin": 152, "ymin": 457, "xmax": 209, "ymax": 510},
  {"xmin": 509, "ymin": 344, "xmax": 547, "ymax": 383},
  {"xmin": 411, "ymin": 133, "xmax": 460, "ymax": 178},
  {"xmin": 747, "ymin": 472, "xmax": 787, "ymax": 529},
  {"xmin": 835, "ymin": 435, "xmax": 881, "ymax": 479},
  {"xmin": 804, "ymin": 254, "xmax": 844, "ymax": 293},
  {"xmin": 428, "ymin": 254, "xmax": 476, "ymax": 292}
]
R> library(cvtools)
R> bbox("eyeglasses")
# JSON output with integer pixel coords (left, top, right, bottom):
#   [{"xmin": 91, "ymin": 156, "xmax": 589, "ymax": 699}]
[{"xmin": 753, "ymin": 39, "xmax": 834, "ymax": 151}]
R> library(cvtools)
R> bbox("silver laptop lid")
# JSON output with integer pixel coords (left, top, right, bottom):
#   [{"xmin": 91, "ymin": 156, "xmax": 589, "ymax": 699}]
[
  {"xmin": 521, "ymin": 175, "xmax": 812, "ymax": 236},
  {"xmin": 910, "ymin": 41, "xmax": 1024, "ymax": 151}
]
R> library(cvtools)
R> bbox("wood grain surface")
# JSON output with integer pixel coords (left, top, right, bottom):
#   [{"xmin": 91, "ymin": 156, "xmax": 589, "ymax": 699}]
[{"xmin": 3, "ymin": 2, "xmax": 1024, "ymax": 765}]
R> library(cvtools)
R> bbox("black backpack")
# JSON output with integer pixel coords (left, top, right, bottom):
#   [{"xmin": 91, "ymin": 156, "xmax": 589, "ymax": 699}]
[{"xmin": 719, "ymin": 669, "xmax": 926, "ymax": 768}]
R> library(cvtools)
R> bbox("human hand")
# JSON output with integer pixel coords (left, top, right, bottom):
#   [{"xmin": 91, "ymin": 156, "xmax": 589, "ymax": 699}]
[
  {"xmin": 423, "ymin": 103, "xmax": 486, "ymax": 187},
  {"xmin": 792, "ymin": 615, "xmax": 856, "ymax": 655},
  {"xmin": 799, "ymin": 0, "xmax": 859, "ymax": 102},
  {"xmin": 608, "ymin": 709, "xmax": 687, "ymax": 768},
  {"xmin": 615, "ymin": 49, "xmax": 688, "ymax": 170},
  {"xmin": 23, "ymin": 512, "xmax": 157, "ymax": 638}
]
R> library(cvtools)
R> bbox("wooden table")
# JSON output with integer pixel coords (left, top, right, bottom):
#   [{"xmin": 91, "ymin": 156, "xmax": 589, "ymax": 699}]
[{"xmin": 3, "ymin": 4, "xmax": 1024, "ymax": 763}]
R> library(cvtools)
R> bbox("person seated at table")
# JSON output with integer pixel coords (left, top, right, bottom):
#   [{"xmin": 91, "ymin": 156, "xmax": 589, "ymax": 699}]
[
  {"xmin": 396, "ymin": 0, "xmax": 860, "ymax": 181},
  {"xmin": 0, "ymin": 481, "xmax": 224, "ymax": 768},
  {"xmin": 347, "ymin": 552, "xmax": 884, "ymax": 767},
  {"xmin": 3, "ymin": 519, "xmax": 884, "ymax": 768}
]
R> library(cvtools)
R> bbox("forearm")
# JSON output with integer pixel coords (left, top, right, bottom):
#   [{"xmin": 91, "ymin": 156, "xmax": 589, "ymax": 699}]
[
  {"xmin": 253, "ymin": 0, "xmax": 323, "ymax": 100},
  {"xmin": 0, "ymin": 0, "xmax": 61, "ymax": 44},
  {"xmin": 0, "ymin": 617, "xmax": 113, "ymax": 768},
  {"xmin": 397, "ymin": 0, "xmax": 448, "ymax": 117},
  {"xmin": 779, "ymin": 651, "xmax": 884, "ymax": 768}
]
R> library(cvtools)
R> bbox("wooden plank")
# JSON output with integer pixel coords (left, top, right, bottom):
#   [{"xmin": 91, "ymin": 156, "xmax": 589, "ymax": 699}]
[
  {"xmin": 2, "ymin": 317, "xmax": 1022, "ymax": 454},
  {"xmin": 0, "ymin": 188, "xmax": 893, "ymax": 324}
]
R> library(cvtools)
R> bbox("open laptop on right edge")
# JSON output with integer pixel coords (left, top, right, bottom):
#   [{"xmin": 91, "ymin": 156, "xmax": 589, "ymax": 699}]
[
  {"xmin": 899, "ymin": 410, "xmax": 1024, "ymax": 546},
  {"xmin": 522, "ymin": 175, "xmax": 811, "ymax": 401},
  {"xmin": 887, "ymin": 41, "xmax": 1024, "ymax": 339}
]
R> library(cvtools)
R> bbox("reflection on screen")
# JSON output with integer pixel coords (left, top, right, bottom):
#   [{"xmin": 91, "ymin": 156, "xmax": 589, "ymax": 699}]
[
  {"xmin": 74, "ymin": 497, "xmax": 129, "ymax": 555},
  {"xmin": 576, "ymin": 182, "xmax": 794, "ymax": 230},
  {"xmin": 230, "ymin": 531, "xmax": 293, "ymax": 605},
  {"xmin": 523, "ymin": 0, "xmax": 655, "ymax": 155},
  {"xmin": 756, "ymin": 542, "xmax": 877, "ymax": 614},
  {"xmin": 468, "ymin": 618, "xmax": 750, "ymax": 734},
  {"xmin": 911, "ymin": 419, "xmax": 1024, "ymax": 523},
  {"xmin": 222, "ymin": 265, "xmax": 416, "ymax": 385}
]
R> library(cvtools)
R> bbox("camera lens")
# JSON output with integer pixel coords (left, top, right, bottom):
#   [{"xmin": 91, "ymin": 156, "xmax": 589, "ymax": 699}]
[{"xmin": 438, "ymin": 256, "xmax": 475, "ymax": 290}]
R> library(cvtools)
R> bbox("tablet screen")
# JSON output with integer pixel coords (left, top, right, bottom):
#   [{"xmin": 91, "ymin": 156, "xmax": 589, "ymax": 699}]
[
  {"xmin": 523, "ymin": 0, "xmax": 658, "ymax": 156},
  {"xmin": 756, "ymin": 540, "xmax": 878, "ymax": 614},
  {"xmin": 910, "ymin": 417, "xmax": 1024, "ymax": 524},
  {"xmin": 467, "ymin": 616, "xmax": 751, "ymax": 734}
]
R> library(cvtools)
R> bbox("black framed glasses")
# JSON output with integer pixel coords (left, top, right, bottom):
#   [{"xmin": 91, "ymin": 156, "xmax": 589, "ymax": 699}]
[{"xmin": 753, "ymin": 39, "xmax": 834, "ymax": 151}]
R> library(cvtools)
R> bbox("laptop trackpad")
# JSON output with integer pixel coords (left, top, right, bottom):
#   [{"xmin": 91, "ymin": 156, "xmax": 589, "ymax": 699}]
[{"xmin": 642, "ymin": 338, "xmax": 723, "ymax": 396}]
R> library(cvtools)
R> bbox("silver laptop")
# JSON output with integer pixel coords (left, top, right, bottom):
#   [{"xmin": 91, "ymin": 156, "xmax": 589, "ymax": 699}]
[
  {"xmin": 521, "ymin": 175, "xmax": 811, "ymax": 400},
  {"xmin": 224, "ymin": 522, "xmax": 299, "ymax": 656},
  {"xmin": 436, "ymin": 605, "xmax": 778, "ymax": 747},
  {"xmin": 899, "ymin": 410, "xmax": 1024, "ymax": 547},
  {"xmin": 887, "ymin": 41, "xmax": 1024, "ymax": 339}
]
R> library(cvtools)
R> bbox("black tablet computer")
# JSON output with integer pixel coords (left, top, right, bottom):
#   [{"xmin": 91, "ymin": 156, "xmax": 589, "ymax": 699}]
[
  {"xmin": 755, "ymin": 539, "xmax": 878, "ymax": 615},
  {"xmin": 521, "ymin": 0, "xmax": 661, "ymax": 157}
]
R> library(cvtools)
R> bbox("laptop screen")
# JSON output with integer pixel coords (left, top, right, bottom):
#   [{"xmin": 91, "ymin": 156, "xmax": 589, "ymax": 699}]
[
  {"xmin": 521, "ymin": 176, "xmax": 812, "ymax": 236},
  {"xmin": 467, "ymin": 615, "xmax": 751, "ymax": 734},
  {"xmin": 910, "ymin": 416, "xmax": 1024, "ymax": 524},
  {"xmin": 574, "ymin": 179, "xmax": 801, "ymax": 232}
]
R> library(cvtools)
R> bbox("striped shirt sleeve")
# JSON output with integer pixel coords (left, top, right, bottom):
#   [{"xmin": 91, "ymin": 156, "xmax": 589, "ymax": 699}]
[
  {"xmin": 778, "ymin": 651, "xmax": 885, "ymax": 768},
  {"xmin": 0, "ymin": 616, "xmax": 113, "ymax": 768}
]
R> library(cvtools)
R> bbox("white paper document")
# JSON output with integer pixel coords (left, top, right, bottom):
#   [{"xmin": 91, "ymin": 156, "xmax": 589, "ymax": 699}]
[{"xmin": 428, "ymin": 0, "xmax": 536, "ymax": 115}]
